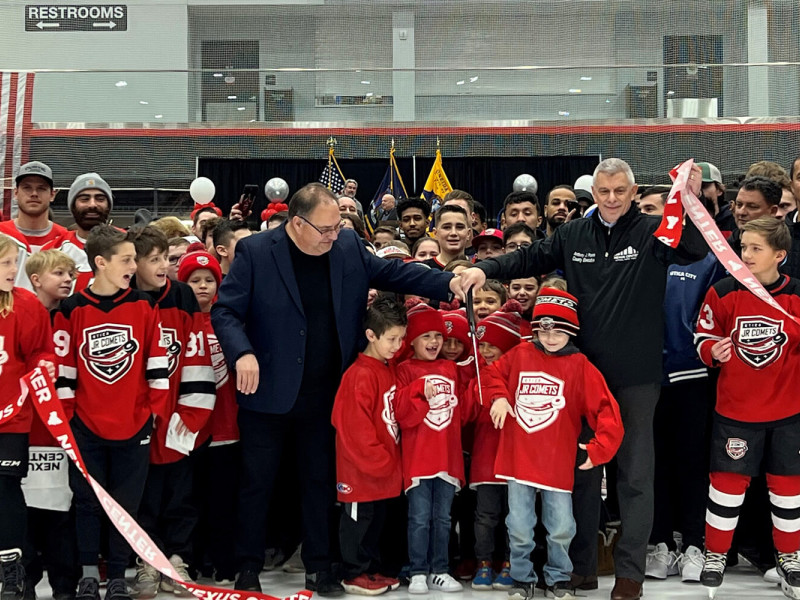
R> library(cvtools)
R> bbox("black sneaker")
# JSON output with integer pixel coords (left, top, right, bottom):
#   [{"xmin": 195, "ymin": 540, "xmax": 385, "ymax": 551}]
[
  {"xmin": 22, "ymin": 580, "xmax": 35, "ymax": 600},
  {"xmin": 104, "ymin": 579, "xmax": 131, "ymax": 600},
  {"xmin": 305, "ymin": 572, "xmax": 345, "ymax": 598},
  {"xmin": 75, "ymin": 578, "xmax": 100, "ymax": 600},
  {"xmin": 0, "ymin": 550, "xmax": 26, "ymax": 600},
  {"xmin": 234, "ymin": 570, "xmax": 262, "ymax": 593},
  {"xmin": 53, "ymin": 591, "xmax": 76, "ymax": 600},
  {"xmin": 507, "ymin": 580, "xmax": 535, "ymax": 600},
  {"xmin": 545, "ymin": 580, "xmax": 576, "ymax": 599}
]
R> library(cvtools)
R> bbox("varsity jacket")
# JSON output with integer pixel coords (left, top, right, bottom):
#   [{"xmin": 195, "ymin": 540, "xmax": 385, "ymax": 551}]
[
  {"xmin": 331, "ymin": 353, "xmax": 403, "ymax": 503},
  {"xmin": 695, "ymin": 274, "xmax": 800, "ymax": 424},
  {"xmin": 663, "ymin": 253, "xmax": 726, "ymax": 385},
  {"xmin": 203, "ymin": 311, "xmax": 238, "ymax": 446},
  {"xmin": 53, "ymin": 287, "xmax": 170, "ymax": 440},
  {"xmin": 482, "ymin": 341, "xmax": 624, "ymax": 493},
  {"xmin": 475, "ymin": 205, "xmax": 708, "ymax": 388},
  {"xmin": 137, "ymin": 277, "xmax": 215, "ymax": 464},
  {"xmin": 0, "ymin": 221, "xmax": 67, "ymax": 292},
  {"xmin": 42, "ymin": 230, "xmax": 94, "ymax": 292},
  {"xmin": 395, "ymin": 358, "xmax": 473, "ymax": 492},
  {"xmin": 0, "ymin": 288, "xmax": 55, "ymax": 435}
]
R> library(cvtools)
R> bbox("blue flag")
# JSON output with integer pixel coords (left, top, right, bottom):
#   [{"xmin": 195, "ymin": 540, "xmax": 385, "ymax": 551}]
[{"xmin": 366, "ymin": 148, "xmax": 407, "ymax": 236}]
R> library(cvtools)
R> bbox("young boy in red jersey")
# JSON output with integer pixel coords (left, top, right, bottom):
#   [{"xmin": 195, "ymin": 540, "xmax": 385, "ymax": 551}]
[
  {"xmin": 25, "ymin": 250, "xmax": 76, "ymax": 312},
  {"xmin": 470, "ymin": 308, "xmax": 525, "ymax": 591},
  {"xmin": 129, "ymin": 227, "xmax": 215, "ymax": 597},
  {"xmin": 0, "ymin": 235, "xmax": 56, "ymax": 600},
  {"xmin": 332, "ymin": 295, "xmax": 408, "ymax": 596},
  {"xmin": 177, "ymin": 251, "xmax": 239, "ymax": 585},
  {"xmin": 486, "ymin": 289, "xmax": 623, "ymax": 600},
  {"xmin": 695, "ymin": 218, "xmax": 800, "ymax": 598},
  {"xmin": 395, "ymin": 301, "xmax": 473, "ymax": 595},
  {"xmin": 53, "ymin": 225, "xmax": 171, "ymax": 600}
]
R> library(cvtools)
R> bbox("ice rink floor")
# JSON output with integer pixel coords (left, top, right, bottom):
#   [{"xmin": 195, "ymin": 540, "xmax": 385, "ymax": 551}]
[{"xmin": 31, "ymin": 560, "xmax": 797, "ymax": 600}]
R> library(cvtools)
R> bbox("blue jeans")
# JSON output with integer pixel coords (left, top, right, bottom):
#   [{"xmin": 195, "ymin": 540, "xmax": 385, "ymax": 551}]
[
  {"xmin": 407, "ymin": 477, "xmax": 456, "ymax": 575},
  {"xmin": 506, "ymin": 481, "xmax": 575, "ymax": 586}
]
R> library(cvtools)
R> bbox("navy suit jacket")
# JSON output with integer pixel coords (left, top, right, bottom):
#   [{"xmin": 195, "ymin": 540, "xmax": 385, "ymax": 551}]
[{"xmin": 211, "ymin": 225, "xmax": 454, "ymax": 415}]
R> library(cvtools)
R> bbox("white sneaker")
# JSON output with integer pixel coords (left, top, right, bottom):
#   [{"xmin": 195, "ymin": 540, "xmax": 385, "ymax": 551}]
[
  {"xmin": 133, "ymin": 559, "xmax": 159, "ymax": 599},
  {"xmin": 765, "ymin": 567, "xmax": 781, "ymax": 584},
  {"xmin": 282, "ymin": 545, "xmax": 305, "ymax": 574},
  {"xmin": 645, "ymin": 542, "xmax": 679, "ymax": 579},
  {"xmin": 678, "ymin": 545, "xmax": 704, "ymax": 582},
  {"xmin": 159, "ymin": 555, "xmax": 194, "ymax": 597},
  {"xmin": 408, "ymin": 574, "xmax": 428, "ymax": 594},
  {"xmin": 428, "ymin": 573, "xmax": 463, "ymax": 593}
]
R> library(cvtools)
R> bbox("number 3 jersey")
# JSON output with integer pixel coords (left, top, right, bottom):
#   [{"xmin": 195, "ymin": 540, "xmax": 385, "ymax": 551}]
[
  {"xmin": 0, "ymin": 288, "xmax": 56, "ymax": 434},
  {"xmin": 696, "ymin": 274, "xmax": 800, "ymax": 424},
  {"xmin": 53, "ymin": 287, "xmax": 170, "ymax": 440}
]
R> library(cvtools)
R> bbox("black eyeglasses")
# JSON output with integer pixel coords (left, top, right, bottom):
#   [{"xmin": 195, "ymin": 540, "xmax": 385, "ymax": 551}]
[
  {"xmin": 505, "ymin": 241, "xmax": 532, "ymax": 252},
  {"xmin": 298, "ymin": 215, "xmax": 345, "ymax": 236},
  {"xmin": 168, "ymin": 256, "xmax": 182, "ymax": 265}
]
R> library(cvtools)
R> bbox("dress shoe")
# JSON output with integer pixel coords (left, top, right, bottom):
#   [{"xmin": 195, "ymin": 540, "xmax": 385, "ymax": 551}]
[
  {"xmin": 610, "ymin": 577, "xmax": 642, "ymax": 600},
  {"xmin": 570, "ymin": 572, "xmax": 598, "ymax": 590}
]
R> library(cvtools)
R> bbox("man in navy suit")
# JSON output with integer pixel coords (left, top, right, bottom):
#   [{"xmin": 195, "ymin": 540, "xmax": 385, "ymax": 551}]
[{"xmin": 212, "ymin": 183, "xmax": 459, "ymax": 596}]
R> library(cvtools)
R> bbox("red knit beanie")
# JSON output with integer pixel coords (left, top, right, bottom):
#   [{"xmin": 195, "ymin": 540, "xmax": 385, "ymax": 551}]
[
  {"xmin": 406, "ymin": 298, "xmax": 447, "ymax": 343},
  {"xmin": 442, "ymin": 309, "xmax": 470, "ymax": 348},
  {"xmin": 477, "ymin": 310, "xmax": 524, "ymax": 353},
  {"xmin": 532, "ymin": 287, "xmax": 580, "ymax": 336},
  {"xmin": 177, "ymin": 251, "xmax": 222, "ymax": 286}
]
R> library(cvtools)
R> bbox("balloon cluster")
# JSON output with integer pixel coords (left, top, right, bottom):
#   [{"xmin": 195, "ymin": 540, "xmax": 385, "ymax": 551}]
[{"xmin": 260, "ymin": 177, "xmax": 290, "ymax": 222}]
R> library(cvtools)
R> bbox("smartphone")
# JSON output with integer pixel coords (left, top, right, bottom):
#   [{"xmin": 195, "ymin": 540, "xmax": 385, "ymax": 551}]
[
  {"xmin": 567, "ymin": 199, "xmax": 581, "ymax": 215},
  {"xmin": 240, "ymin": 184, "xmax": 258, "ymax": 216}
]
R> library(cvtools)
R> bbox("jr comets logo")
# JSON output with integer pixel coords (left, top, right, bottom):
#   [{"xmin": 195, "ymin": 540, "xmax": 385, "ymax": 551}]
[
  {"xmin": 424, "ymin": 375, "xmax": 458, "ymax": 431},
  {"xmin": 159, "ymin": 327, "xmax": 182, "ymax": 377},
  {"xmin": 514, "ymin": 372, "xmax": 566, "ymax": 433},
  {"xmin": 726, "ymin": 438, "xmax": 748, "ymax": 460},
  {"xmin": 731, "ymin": 316, "xmax": 787, "ymax": 369},
  {"xmin": 80, "ymin": 324, "xmax": 139, "ymax": 384}
]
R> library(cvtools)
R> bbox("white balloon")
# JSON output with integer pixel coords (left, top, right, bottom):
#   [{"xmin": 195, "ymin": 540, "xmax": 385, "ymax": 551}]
[
  {"xmin": 574, "ymin": 174, "xmax": 594, "ymax": 193},
  {"xmin": 265, "ymin": 177, "xmax": 290, "ymax": 202},
  {"xmin": 513, "ymin": 174, "xmax": 538, "ymax": 194},
  {"xmin": 189, "ymin": 177, "xmax": 215, "ymax": 204}
]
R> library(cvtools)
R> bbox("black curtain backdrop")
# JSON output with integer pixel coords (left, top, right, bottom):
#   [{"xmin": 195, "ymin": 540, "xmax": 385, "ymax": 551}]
[{"xmin": 198, "ymin": 155, "xmax": 600, "ymax": 224}]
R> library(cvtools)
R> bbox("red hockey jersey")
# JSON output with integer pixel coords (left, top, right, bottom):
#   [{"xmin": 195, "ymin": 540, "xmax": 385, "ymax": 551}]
[
  {"xmin": 0, "ymin": 288, "xmax": 55, "ymax": 434},
  {"xmin": 695, "ymin": 274, "xmax": 800, "ymax": 423},
  {"xmin": 53, "ymin": 287, "xmax": 170, "ymax": 440},
  {"xmin": 42, "ymin": 230, "xmax": 94, "ymax": 292},
  {"xmin": 482, "ymin": 342, "xmax": 623, "ymax": 493},
  {"xmin": 140, "ymin": 278, "xmax": 215, "ymax": 464},
  {"xmin": 332, "ymin": 353, "xmax": 403, "ymax": 503},
  {"xmin": 0, "ymin": 221, "xmax": 67, "ymax": 292},
  {"xmin": 203, "ymin": 312, "xmax": 238, "ymax": 445},
  {"xmin": 395, "ymin": 358, "xmax": 473, "ymax": 492}
]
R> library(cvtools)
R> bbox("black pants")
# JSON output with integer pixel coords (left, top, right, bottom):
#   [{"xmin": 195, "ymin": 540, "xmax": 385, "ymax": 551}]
[
  {"xmin": 569, "ymin": 421, "xmax": 604, "ymax": 577},
  {"xmin": 24, "ymin": 507, "xmax": 80, "ymax": 595},
  {"xmin": 569, "ymin": 383, "xmax": 659, "ymax": 582},
  {"xmin": 236, "ymin": 408, "xmax": 336, "ymax": 574},
  {"xmin": 474, "ymin": 485, "xmax": 508, "ymax": 561},
  {"xmin": 193, "ymin": 442, "xmax": 239, "ymax": 579},
  {"xmin": 340, "ymin": 500, "xmax": 388, "ymax": 579},
  {"xmin": 650, "ymin": 378, "xmax": 713, "ymax": 551},
  {"xmin": 0, "ymin": 432, "xmax": 29, "ymax": 551},
  {"xmin": 139, "ymin": 456, "xmax": 197, "ymax": 559},
  {"xmin": 69, "ymin": 417, "xmax": 151, "ymax": 580}
]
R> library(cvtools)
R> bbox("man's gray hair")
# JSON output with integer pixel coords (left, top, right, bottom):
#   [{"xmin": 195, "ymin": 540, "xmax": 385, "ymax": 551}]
[
  {"xmin": 344, "ymin": 178, "xmax": 358, "ymax": 187},
  {"xmin": 593, "ymin": 158, "xmax": 635, "ymax": 186}
]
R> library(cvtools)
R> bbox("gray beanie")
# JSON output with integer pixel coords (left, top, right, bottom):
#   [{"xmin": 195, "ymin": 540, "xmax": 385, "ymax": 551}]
[{"xmin": 67, "ymin": 173, "xmax": 113, "ymax": 212}]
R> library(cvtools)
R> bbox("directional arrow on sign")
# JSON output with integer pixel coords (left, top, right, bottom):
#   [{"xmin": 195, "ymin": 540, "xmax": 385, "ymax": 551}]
[
  {"xmin": 36, "ymin": 21, "xmax": 60, "ymax": 29},
  {"xmin": 92, "ymin": 21, "xmax": 117, "ymax": 29}
]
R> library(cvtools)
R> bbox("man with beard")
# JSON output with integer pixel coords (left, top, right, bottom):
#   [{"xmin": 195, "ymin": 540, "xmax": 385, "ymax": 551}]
[
  {"xmin": 0, "ymin": 161, "xmax": 67, "ymax": 291},
  {"xmin": 696, "ymin": 163, "xmax": 734, "ymax": 236},
  {"xmin": 43, "ymin": 173, "xmax": 113, "ymax": 291},
  {"xmin": 542, "ymin": 185, "xmax": 577, "ymax": 237}
]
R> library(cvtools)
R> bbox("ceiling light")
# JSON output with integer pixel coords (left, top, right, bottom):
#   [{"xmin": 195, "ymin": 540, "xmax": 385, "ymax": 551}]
[
  {"xmin": 361, "ymin": 80, "xmax": 370, "ymax": 85},
  {"xmin": 139, "ymin": 100, "xmax": 148, "ymax": 105},
  {"xmin": 213, "ymin": 73, "xmax": 223, "ymax": 78},
  {"xmin": 227, "ymin": 95, "xmax": 237, "ymax": 100},
  {"xmin": 470, "ymin": 76, "xmax": 479, "ymax": 83},
  {"xmin": 237, "ymin": 106, "xmax": 246, "ymax": 111},
  {"xmin": 154, "ymin": 114, "xmax": 163, "ymax": 119},
  {"xmin": 606, "ymin": 99, "xmax": 612, "ymax": 103},
  {"xmin": 580, "ymin": 76, "xmax": 592, "ymax": 81},
  {"xmin": 365, "ymin": 92, "xmax": 374, "ymax": 97},
  {"xmin": 558, "ymin": 110, "xmax": 570, "ymax": 116},
  {"xmin": 456, "ymin": 80, "xmax": 465, "ymax": 85},
  {"xmin": 568, "ymin": 88, "xmax": 581, "ymax": 93},
  {"xmin": 115, "ymin": 81, "xmax": 127, "ymax": 87}
]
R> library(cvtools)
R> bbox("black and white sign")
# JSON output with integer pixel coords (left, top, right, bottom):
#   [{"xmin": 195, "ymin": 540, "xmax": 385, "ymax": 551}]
[{"xmin": 25, "ymin": 5, "xmax": 128, "ymax": 32}]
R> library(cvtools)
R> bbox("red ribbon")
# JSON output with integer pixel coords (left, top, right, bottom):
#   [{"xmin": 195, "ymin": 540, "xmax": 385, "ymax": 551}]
[{"xmin": 21, "ymin": 368, "xmax": 311, "ymax": 600}]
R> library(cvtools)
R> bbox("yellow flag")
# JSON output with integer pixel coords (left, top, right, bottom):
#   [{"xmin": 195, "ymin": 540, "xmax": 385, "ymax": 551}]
[{"xmin": 422, "ymin": 149, "xmax": 452, "ymax": 207}]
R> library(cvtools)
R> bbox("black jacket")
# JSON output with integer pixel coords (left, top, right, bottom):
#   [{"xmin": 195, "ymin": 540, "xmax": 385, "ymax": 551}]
[
  {"xmin": 476, "ymin": 205, "xmax": 708, "ymax": 388},
  {"xmin": 781, "ymin": 209, "xmax": 800, "ymax": 278}
]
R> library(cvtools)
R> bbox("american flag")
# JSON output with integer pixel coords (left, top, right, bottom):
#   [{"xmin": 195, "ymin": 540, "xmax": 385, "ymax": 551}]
[
  {"xmin": 1, "ymin": 72, "xmax": 35, "ymax": 220},
  {"xmin": 319, "ymin": 147, "xmax": 346, "ymax": 194}
]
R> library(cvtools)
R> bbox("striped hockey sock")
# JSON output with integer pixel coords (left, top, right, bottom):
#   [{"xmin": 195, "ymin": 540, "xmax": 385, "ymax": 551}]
[
  {"xmin": 705, "ymin": 471, "xmax": 750, "ymax": 554},
  {"xmin": 767, "ymin": 473, "xmax": 800, "ymax": 554}
]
